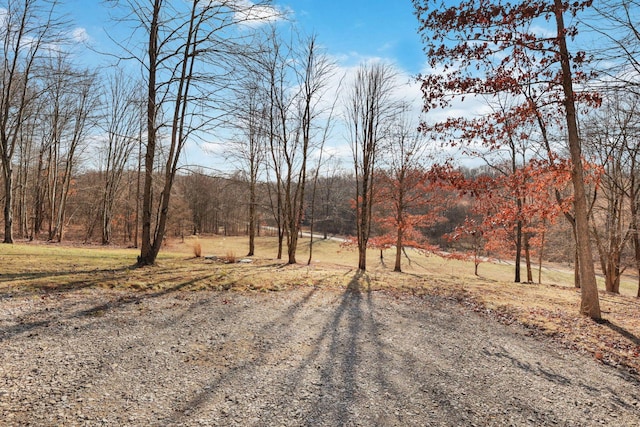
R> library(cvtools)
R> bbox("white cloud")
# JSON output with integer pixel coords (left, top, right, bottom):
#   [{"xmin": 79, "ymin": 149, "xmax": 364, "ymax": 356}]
[
  {"xmin": 230, "ymin": 0, "xmax": 288, "ymax": 27},
  {"xmin": 377, "ymin": 41, "xmax": 396, "ymax": 53},
  {"xmin": 201, "ymin": 141, "xmax": 226, "ymax": 156},
  {"xmin": 529, "ymin": 24, "xmax": 555, "ymax": 39},
  {"xmin": 72, "ymin": 27, "xmax": 90, "ymax": 44}
]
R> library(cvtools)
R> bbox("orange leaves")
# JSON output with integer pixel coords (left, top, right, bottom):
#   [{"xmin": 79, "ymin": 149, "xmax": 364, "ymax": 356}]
[
  {"xmin": 413, "ymin": 0, "xmax": 600, "ymax": 146},
  {"xmin": 370, "ymin": 164, "xmax": 455, "ymax": 254},
  {"xmin": 445, "ymin": 157, "xmax": 579, "ymax": 260}
]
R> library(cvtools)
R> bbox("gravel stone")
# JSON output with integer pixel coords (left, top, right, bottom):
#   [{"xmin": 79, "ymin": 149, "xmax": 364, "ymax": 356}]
[{"xmin": 1, "ymin": 287, "xmax": 639, "ymax": 426}]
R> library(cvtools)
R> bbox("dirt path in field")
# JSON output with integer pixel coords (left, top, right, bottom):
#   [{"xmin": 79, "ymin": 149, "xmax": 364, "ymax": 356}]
[{"xmin": 1, "ymin": 284, "xmax": 639, "ymax": 426}]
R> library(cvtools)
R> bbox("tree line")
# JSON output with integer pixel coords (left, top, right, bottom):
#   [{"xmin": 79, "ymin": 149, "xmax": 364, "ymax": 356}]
[{"xmin": 1, "ymin": 0, "xmax": 640, "ymax": 320}]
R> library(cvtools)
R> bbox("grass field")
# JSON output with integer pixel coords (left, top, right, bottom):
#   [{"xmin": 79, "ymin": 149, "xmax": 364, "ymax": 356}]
[{"xmin": 1, "ymin": 234, "xmax": 639, "ymax": 374}]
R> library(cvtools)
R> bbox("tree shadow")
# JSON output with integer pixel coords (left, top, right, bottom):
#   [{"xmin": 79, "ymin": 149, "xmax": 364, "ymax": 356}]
[
  {"xmin": 293, "ymin": 271, "xmax": 365, "ymax": 424},
  {"xmin": 161, "ymin": 286, "xmax": 319, "ymax": 424},
  {"xmin": 600, "ymin": 319, "xmax": 640, "ymax": 346},
  {"xmin": 0, "ymin": 272, "xmax": 217, "ymax": 342},
  {"xmin": 0, "ymin": 265, "xmax": 136, "ymax": 290},
  {"xmin": 294, "ymin": 270, "xmax": 399, "ymax": 424},
  {"xmin": 481, "ymin": 347, "xmax": 574, "ymax": 387},
  {"xmin": 163, "ymin": 270, "xmax": 392, "ymax": 425}
]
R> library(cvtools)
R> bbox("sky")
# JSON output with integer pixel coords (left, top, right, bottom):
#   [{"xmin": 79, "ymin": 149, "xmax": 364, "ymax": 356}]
[
  {"xmin": 57, "ymin": 1, "xmax": 627, "ymax": 173},
  {"xmin": 283, "ymin": 0, "xmax": 426, "ymax": 75},
  {"xmin": 63, "ymin": 0, "xmax": 427, "ymax": 74},
  {"xmin": 60, "ymin": 0, "xmax": 431, "ymax": 172}
]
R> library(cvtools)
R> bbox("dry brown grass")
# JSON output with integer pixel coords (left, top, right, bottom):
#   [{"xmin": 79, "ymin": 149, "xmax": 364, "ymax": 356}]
[
  {"xmin": 2, "ymin": 234, "xmax": 639, "ymax": 375},
  {"xmin": 224, "ymin": 250, "xmax": 237, "ymax": 263},
  {"xmin": 192, "ymin": 240, "xmax": 202, "ymax": 258}
]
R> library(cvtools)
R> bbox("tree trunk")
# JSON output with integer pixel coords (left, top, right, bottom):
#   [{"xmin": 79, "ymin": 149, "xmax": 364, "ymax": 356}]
[
  {"xmin": 287, "ymin": 231, "xmax": 297, "ymax": 264},
  {"xmin": 307, "ymin": 224, "xmax": 314, "ymax": 266},
  {"xmin": 16, "ymin": 138, "xmax": 30, "ymax": 239},
  {"xmin": 524, "ymin": 231, "xmax": 533, "ymax": 283},
  {"xmin": 554, "ymin": 0, "xmax": 601, "ymax": 319},
  {"xmin": 247, "ymin": 180, "xmax": 256, "ymax": 257},
  {"xmin": 2, "ymin": 163, "xmax": 13, "ymax": 243},
  {"xmin": 357, "ymin": 170, "xmax": 371, "ymax": 272},
  {"xmin": 358, "ymin": 245, "xmax": 367, "ymax": 271},
  {"xmin": 134, "ymin": 139, "xmax": 141, "ymax": 248},
  {"xmin": 52, "ymin": 147, "xmax": 77, "ymax": 243},
  {"xmin": 394, "ymin": 226, "xmax": 403, "ymax": 272},
  {"xmin": 102, "ymin": 197, "xmax": 112, "ymax": 245},
  {"xmin": 514, "ymin": 218, "xmax": 522, "ymax": 283},
  {"xmin": 634, "ymin": 220, "xmax": 640, "ymax": 297},
  {"xmin": 631, "ymin": 172, "xmax": 640, "ymax": 298},
  {"xmin": 31, "ymin": 149, "xmax": 46, "ymax": 240},
  {"xmin": 277, "ymin": 227, "xmax": 283, "ymax": 259},
  {"xmin": 604, "ymin": 254, "xmax": 621, "ymax": 294},
  {"xmin": 137, "ymin": 0, "xmax": 160, "ymax": 267}
]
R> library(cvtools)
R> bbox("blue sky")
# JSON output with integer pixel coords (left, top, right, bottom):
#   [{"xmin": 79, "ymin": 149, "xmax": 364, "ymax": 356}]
[
  {"xmin": 60, "ymin": 1, "xmax": 636, "ymax": 172},
  {"xmin": 63, "ymin": 0, "xmax": 427, "ymax": 76},
  {"xmin": 283, "ymin": 0, "xmax": 426, "ymax": 74},
  {"xmin": 59, "ymin": 1, "xmax": 430, "ymax": 171}
]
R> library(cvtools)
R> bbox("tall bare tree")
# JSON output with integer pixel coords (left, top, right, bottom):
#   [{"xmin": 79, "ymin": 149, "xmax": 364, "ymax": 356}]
[
  {"xmin": 59, "ymin": 73, "xmax": 97, "ymax": 241},
  {"xmin": 37, "ymin": 51, "xmax": 98, "ymax": 242},
  {"xmin": 258, "ymin": 25, "xmax": 291, "ymax": 260},
  {"xmin": 98, "ymin": 69, "xmax": 143, "ymax": 244},
  {"xmin": 14, "ymin": 96, "xmax": 42, "ymax": 239},
  {"xmin": 257, "ymin": 29, "xmax": 335, "ymax": 264},
  {"xmin": 584, "ymin": 88, "xmax": 640, "ymax": 294},
  {"xmin": 108, "ymin": 0, "xmax": 279, "ymax": 265},
  {"xmin": 281, "ymin": 34, "xmax": 335, "ymax": 264},
  {"xmin": 0, "ymin": 0, "xmax": 67, "ymax": 243},
  {"xmin": 346, "ymin": 62, "xmax": 398, "ymax": 271},
  {"xmin": 227, "ymin": 67, "xmax": 268, "ymax": 256}
]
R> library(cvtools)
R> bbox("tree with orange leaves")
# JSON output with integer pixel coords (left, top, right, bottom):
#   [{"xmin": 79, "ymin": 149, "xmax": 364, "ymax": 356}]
[
  {"xmin": 372, "ymin": 109, "xmax": 449, "ymax": 272},
  {"xmin": 374, "ymin": 165, "xmax": 448, "ymax": 272},
  {"xmin": 413, "ymin": 0, "xmax": 602, "ymax": 318}
]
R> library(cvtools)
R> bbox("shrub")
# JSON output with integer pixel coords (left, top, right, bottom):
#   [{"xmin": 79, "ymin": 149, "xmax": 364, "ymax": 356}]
[{"xmin": 225, "ymin": 250, "xmax": 236, "ymax": 264}]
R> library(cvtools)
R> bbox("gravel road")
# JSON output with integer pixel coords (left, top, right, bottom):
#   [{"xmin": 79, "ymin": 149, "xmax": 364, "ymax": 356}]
[{"xmin": 1, "ymin": 285, "xmax": 639, "ymax": 426}]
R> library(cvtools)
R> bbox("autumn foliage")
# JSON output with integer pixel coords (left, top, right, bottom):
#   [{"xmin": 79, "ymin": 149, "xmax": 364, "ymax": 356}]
[
  {"xmin": 412, "ymin": 0, "xmax": 603, "ymax": 318},
  {"xmin": 372, "ymin": 165, "xmax": 453, "ymax": 271}
]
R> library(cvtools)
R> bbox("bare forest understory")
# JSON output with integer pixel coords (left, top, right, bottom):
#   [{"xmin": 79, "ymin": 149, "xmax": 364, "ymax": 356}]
[{"xmin": 1, "ymin": 280, "xmax": 640, "ymax": 426}]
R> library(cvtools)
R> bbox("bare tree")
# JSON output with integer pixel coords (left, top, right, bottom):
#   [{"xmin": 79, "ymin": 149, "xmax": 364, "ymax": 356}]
[
  {"xmin": 0, "ymin": 0, "xmax": 67, "ymax": 243},
  {"xmin": 258, "ymin": 25, "xmax": 291, "ymax": 260},
  {"xmin": 108, "ymin": 0, "xmax": 279, "ymax": 265},
  {"xmin": 14, "ymin": 96, "xmax": 42, "ymax": 239},
  {"xmin": 280, "ymin": 34, "xmax": 335, "ymax": 264},
  {"xmin": 37, "ymin": 51, "xmax": 98, "ymax": 242},
  {"xmin": 584, "ymin": 88, "xmax": 640, "ymax": 294},
  {"xmin": 257, "ymin": 29, "xmax": 335, "ymax": 264},
  {"xmin": 346, "ymin": 62, "xmax": 398, "ymax": 271},
  {"xmin": 587, "ymin": 0, "xmax": 640, "ymax": 92},
  {"xmin": 379, "ymin": 106, "xmax": 432, "ymax": 273},
  {"xmin": 226, "ymin": 67, "xmax": 268, "ymax": 256},
  {"xmin": 98, "ymin": 69, "xmax": 143, "ymax": 244}
]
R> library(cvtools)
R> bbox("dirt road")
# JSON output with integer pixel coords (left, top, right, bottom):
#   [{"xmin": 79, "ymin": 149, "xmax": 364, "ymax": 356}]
[{"xmin": 1, "ymin": 286, "xmax": 639, "ymax": 426}]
